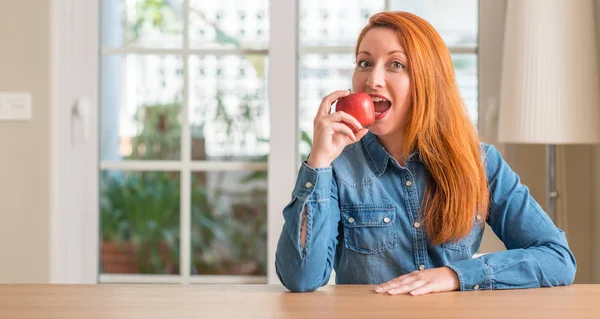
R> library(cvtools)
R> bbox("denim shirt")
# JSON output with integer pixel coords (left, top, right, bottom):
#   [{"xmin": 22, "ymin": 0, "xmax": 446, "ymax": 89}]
[{"xmin": 275, "ymin": 132, "xmax": 576, "ymax": 292}]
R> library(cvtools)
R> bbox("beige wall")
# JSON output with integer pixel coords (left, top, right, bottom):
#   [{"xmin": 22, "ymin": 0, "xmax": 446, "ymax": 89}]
[{"xmin": 0, "ymin": 1, "xmax": 51, "ymax": 283}]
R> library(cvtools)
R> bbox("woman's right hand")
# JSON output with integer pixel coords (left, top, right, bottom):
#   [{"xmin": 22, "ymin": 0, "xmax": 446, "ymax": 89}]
[{"xmin": 306, "ymin": 90, "xmax": 369, "ymax": 169}]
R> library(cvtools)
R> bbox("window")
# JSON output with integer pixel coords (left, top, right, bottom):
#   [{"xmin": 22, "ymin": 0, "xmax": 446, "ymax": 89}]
[{"xmin": 99, "ymin": 0, "xmax": 269, "ymax": 283}]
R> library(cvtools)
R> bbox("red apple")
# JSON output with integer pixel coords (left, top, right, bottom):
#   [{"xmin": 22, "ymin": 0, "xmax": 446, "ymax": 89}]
[{"xmin": 335, "ymin": 92, "xmax": 375, "ymax": 131}]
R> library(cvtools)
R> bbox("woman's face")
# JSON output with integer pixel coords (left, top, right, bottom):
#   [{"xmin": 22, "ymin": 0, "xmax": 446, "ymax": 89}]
[{"xmin": 352, "ymin": 27, "xmax": 411, "ymax": 138}]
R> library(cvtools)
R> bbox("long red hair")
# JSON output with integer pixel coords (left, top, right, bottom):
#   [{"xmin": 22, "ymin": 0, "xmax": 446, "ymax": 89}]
[{"xmin": 355, "ymin": 11, "xmax": 489, "ymax": 244}]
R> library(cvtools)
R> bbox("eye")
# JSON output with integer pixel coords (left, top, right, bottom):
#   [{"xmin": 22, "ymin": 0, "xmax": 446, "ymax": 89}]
[
  {"xmin": 357, "ymin": 60, "xmax": 372, "ymax": 68},
  {"xmin": 390, "ymin": 61, "xmax": 405, "ymax": 70}
]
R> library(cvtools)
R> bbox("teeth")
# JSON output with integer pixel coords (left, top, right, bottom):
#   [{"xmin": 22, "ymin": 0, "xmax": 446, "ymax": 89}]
[
  {"xmin": 375, "ymin": 112, "xmax": 382, "ymax": 115},
  {"xmin": 371, "ymin": 97, "xmax": 388, "ymax": 102}
]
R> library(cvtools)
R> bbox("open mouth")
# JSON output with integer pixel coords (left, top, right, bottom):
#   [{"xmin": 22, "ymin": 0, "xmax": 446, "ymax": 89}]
[{"xmin": 371, "ymin": 95, "xmax": 392, "ymax": 120}]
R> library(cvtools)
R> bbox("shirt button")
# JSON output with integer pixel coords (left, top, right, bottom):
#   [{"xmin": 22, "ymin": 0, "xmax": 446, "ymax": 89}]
[
  {"xmin": 419, "ymin": 265, "xmax": 425, "ymax": 271},
  {"xmin": 405, "ymin": 181, "xmax": 413, "ymax": 187},
  {"xmin": 414, "ymin": 222, "xmax": 421, "ymax": 228},
  {"xmin": 383, "ymin": 217, "xmax": 391, "ymax": 223},
  {"xmin": 348, "ymin": 217, "xmax": 355, "ymax": 224},
  {"xmin": 473, "ymin": 285, "xmax": 480, "ymax": 290},
  {"xmin": 305, "ymin": 182, "xmax": 313, "ymax": 188}
]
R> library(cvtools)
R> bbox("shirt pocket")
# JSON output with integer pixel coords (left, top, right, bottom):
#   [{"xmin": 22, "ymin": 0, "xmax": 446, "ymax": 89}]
[{"xmin": 341, "ymin": 205, "xmax": 398, "ymax": 254}]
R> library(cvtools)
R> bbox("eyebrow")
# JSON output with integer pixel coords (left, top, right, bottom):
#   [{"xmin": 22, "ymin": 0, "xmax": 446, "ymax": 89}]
[{"xmin": 357, "ymin": 50, "xmax": 406, "ymax": 56}]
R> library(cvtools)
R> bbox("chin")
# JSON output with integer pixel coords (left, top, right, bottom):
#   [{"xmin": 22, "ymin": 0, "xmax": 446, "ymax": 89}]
[
  {"xmin": 368, "ymin": 123, "xmax": 402, "ymax": 139},
  {"xmin": 367, "ymin": 125, "xmax": 385, "ymax": 136}
]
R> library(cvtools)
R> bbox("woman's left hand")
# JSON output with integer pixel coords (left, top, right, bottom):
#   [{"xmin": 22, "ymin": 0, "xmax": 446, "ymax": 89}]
[{"xmin": 374, "ymin": 267, "xmax": 460, "ymax": 296}]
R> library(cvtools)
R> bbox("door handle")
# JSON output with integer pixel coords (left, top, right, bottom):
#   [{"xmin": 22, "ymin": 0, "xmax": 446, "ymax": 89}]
[{"xmin": 72, "ymin": 96, "xmax": 91, "ymax": 143}]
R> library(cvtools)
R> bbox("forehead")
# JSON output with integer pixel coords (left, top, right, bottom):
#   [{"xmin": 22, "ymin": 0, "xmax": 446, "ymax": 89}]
[{"xmin": 358, "ymin": 27, "xmax": 405, "ymax": 53}]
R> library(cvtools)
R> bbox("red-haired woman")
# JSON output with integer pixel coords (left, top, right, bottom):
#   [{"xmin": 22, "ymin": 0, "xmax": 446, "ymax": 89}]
[{"xmin": 275, "ymin": 11, "xmax": 575, "ymax": 295}]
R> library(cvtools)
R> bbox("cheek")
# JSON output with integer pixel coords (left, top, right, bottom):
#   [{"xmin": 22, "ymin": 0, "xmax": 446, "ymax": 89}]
[
  {"xmin": 393, "ymin": 77, "xmax": 411, "ymax": 105},
  {"xmin": 352, "ymin": 72, "xmax": 365, "ymax": 92}
]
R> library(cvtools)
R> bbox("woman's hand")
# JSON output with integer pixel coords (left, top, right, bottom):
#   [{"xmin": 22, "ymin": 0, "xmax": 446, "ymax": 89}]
[
  {"xmin": 375, "ymin": 267, "xmax": 460, "ymax": 296},
  {"xmin": 306, "ymin": 90, "xmax": 369, "ymax": 169}
]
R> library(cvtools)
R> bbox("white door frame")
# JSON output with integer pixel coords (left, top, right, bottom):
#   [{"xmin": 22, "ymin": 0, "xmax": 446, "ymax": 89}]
[{"xmin": 50, "ymin": 0, "xmax": 100, "ymax": 284}]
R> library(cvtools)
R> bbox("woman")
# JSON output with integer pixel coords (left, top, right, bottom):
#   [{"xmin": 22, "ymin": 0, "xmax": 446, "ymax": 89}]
[{"xmin": 275, "ymin": 11, "xmax": 576, "ymax": 295}]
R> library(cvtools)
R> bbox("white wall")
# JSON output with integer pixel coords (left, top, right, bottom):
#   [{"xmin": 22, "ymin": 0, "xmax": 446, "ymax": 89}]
[{"xmin": 0, "ymin": 0, "xmax": 51, "ymax": 283}]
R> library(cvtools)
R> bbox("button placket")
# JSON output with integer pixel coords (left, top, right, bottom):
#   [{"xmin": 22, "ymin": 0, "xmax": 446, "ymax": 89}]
[{"xmin": 402, "ymin": 169, "xmax": 428, "ymax": 273}]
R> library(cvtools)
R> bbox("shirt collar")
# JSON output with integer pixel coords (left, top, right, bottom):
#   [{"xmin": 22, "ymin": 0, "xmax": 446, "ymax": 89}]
[{"xmin": 361, "ymin": 132, "xmax": 421, "ymax": 176}]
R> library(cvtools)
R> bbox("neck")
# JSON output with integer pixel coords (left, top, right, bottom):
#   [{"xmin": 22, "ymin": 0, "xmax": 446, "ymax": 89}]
[{"xmin": 376, "ymin": 132, "xmax": 406, "ymax": 165}]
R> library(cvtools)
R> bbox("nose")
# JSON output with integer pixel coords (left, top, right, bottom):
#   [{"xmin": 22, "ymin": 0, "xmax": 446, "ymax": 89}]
[{"xmin": 365, "ymin": 67, "xmax": 385, "ymax": 89}]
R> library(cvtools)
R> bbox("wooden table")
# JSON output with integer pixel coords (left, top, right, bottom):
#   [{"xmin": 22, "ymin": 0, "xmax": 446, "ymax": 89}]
[{"xmin": 0, "ymin": 284, "xmax": 598, "ymax": 318}]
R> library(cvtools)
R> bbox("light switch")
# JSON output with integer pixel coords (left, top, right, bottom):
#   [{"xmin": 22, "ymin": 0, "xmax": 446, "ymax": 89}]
[{"xmin": 0, "ymin": 92, "xmax": 32, "ymax": 120}]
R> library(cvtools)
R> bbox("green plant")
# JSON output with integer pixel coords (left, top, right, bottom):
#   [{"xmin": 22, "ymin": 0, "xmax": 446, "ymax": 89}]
[
  {"xmin": 101, "ymin": 170, "xmax": 181, "ymax": 274},
  {"xmin": 190, "ymin": 90, "xmax": 269, "ymax": 275},
  {"xmin": 100, "ymin": 102, "xmax": 220, "ymax": 273},
  {"xmin": 100, "ymin": 98, "xmax": 269, "ymax": 275},
  {"xmin": 101, "ymin": 102, "xmax": 181, "ymax": 273}
]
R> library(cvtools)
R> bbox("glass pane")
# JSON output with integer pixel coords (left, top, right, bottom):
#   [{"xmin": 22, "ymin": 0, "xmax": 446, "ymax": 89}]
[
  {"xmin": 298, "ymin": 54, "xmax": 354, "ymax": 160},
  {"xmin": 189, "ymin": 55, "xmax": 269, "ymax": 161},
  {"xmin": 189, "ymin": 0, "xmax": 269, "ymax": 49},
  {"xmin": 299, "ymin": 0, "xmax": 385, "ymax": 46},
  {"xmin": 101, "ymin": 0, "xmax": 183, "ymax": 48},
  {"xmin": 453, "ymin": 54, "xmax": 478, "ymax": 123},
  {"xmin": 100, "ymin": 170, "xmax": 181, "ymax": 274},
  {"xmin": 100, "ymin": 54, "xmax": 183, "ymax": 161},
  {"xmin": 389, "ymin": 0, "xmax": 478, "ymax": 47},
  {"xmin": 191, "ymin": 171, "xmax": 267, "ymax": 276}
]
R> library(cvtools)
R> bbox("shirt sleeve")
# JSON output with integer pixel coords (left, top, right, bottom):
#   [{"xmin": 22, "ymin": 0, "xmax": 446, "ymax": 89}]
[
  {"xmin": 447, "ymin": 144, "xmax": 576, "ymax": 291},
  {"xmin": 275, "ymin": 161, "xmax": 341, "ymax": 292}
]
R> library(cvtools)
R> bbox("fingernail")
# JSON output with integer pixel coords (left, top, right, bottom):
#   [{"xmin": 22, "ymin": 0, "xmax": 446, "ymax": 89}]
[{"xmin": 375, "ymin": 287, "xmax": 382, "ymax": 292}]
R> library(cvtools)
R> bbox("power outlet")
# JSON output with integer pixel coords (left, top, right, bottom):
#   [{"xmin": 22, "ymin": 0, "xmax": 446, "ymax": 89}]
[{"xmin": 0, "ymin": 92, "xmax": 32, "ymax": 121}]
